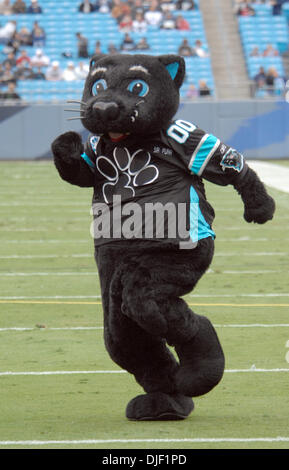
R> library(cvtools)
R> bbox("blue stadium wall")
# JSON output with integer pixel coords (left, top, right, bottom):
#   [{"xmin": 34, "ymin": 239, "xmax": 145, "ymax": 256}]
[{"xmin": 0, "ymin": 99, "xmax": 289, "ymax": 160}]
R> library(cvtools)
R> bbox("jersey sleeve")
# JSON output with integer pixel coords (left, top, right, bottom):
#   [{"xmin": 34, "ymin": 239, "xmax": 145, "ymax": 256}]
[
  {"xmin": 165, "ymin": 119, "xmax": 249, "ymax": 186},
  {"xmin": 81, "ymin": 135, "xmax": 99, "ymax": 173}
]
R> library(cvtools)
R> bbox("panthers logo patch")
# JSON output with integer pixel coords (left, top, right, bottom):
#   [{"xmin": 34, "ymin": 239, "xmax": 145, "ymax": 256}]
[{"xmin": 220, "ymin": 148, "xmax": 244, "ymax": 173}]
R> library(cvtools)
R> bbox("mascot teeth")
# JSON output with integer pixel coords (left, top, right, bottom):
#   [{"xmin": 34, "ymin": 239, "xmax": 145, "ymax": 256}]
[
  {"xmin": 130, "ymin": 110, "xmax": 138, "ymax": 122},
  {"xmin": 52, "ymin": 53, "xmax": 275, "ymax": 422}
]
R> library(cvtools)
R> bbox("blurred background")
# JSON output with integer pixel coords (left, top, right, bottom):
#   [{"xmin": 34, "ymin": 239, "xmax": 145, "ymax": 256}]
[{"xmin": 0, "ymin": 0, "xmax": 289, "ymax": 160}]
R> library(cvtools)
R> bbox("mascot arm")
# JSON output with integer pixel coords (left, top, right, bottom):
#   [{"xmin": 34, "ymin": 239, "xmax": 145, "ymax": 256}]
[
  {"xmin": 232, "ymin": 165, "xmax": 275, "ymax": 224},
  {"xmin": 197, "ymin": 146, "xmax": 276, "ymax": 225},
  {"xmin": 165, "ymin": 123, "xmax": 275, "ymax": 224},
  {"xmin": 52, "ymin": 131, "xmax": 94, "ymax": 187}
]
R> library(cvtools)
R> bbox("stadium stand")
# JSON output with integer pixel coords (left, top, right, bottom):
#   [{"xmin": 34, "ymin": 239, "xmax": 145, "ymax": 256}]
[
  {"xmin": 237, "ymin": 1, "xmax": 289, "ymax": 97},
  {"xmin": 0, "ymin": 0, "xmax": 216, "ymax": 101}
]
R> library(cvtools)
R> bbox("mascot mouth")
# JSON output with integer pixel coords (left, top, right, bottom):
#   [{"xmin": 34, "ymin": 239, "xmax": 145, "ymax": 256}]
[
  {"xmin": 85, "ymin": 100, "xmax": 145, "ymax": 136},
  {"xmin": 108, "ymin": 132, "xmax": 130, "ymax": 142},
  {"xmin": 65, "ymin": 98, "xmax": 145, "ymax": 136}
]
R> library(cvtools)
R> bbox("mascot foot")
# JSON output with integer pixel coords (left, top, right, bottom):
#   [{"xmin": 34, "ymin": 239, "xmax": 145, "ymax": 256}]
[{"xmin": 126, "ymin": 392, "xmax": 194, "ymax": 421}]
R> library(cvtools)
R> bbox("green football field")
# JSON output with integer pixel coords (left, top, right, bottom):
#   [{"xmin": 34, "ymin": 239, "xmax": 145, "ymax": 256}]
[{"xmin": 0, "ymin": 160, "xmax": 288, "ymax": 450}]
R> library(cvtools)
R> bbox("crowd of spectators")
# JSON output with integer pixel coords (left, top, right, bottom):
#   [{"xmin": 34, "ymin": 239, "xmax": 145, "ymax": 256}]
[
  {"xmin": 78, "ymin": 0, "xmax": 197, "ymax": 15},
  {"xmin": 234, "ymin": 0, "xmax": 289, "ymax": 16},
  {"xmin": 74, "ymin": 1, "xmax": 209, "ymax": 63},
  {"xmin": 0, "ymin": 46, "xmax": 91, "ymax": 84},
  {"xmin": 0, "ymin": 0, "xmax": 213, "ymax": 100},
  {"xmin": 0, "ymin": 0, "xmax": 42, "ymax": 15},
  {"xmin": 253, "ymin": 64, "xmax": 286, "ymax": 96},
  {"xmin": 250, "ymin": 43, "xmax": 280, "ymax": 56},
  {"xmin": 0, "ymin": 15, "xmax": 91, "ymax": 100},
  {"xmin": 0, "ymin": 19, "xmax": 45, "ymax": 49},
  {"xmin": 178, "ymin": 37, "xmax": 209, "ymax": 56},
  {"xmin": 0, "ymin": 11, "xmax": 48, "ymax": 99},
  {"xmin": 77, "ymin": 0, "xmax": 197, "ymax": 33},
  {"xmin": 185, "ymin": 79, "xmax": 212, "ymax": 99}
]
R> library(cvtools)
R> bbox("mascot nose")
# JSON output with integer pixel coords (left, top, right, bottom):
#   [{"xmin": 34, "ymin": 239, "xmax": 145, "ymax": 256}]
[{"xmin": 92, "ymin": 101, "xmax": 119, "ymax": 120}]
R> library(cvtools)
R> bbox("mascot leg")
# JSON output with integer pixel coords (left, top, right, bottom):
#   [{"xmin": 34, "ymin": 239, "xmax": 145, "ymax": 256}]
[
  {"xmin": 95, "ymin": 244, "xmax": 194, "ymax": 421},
  {"xmin": 95, "ymin": 239, "xmax": 224, "ymax": 421},
  {"xmin": 105, "ymin": 310, "xmax": 195, "ymax": 421},
  {"xmin": 120, "ymin": 239, "xmax": 225, "ymax": 399},
  {"xmin": 167, "ymin": 304, "xmax": 225, "ymax": 397}
]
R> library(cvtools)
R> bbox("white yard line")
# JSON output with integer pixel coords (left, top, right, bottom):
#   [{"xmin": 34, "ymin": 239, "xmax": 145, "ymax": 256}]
[
  {"xmin": 248, "ymin": 161, "xmax": 289, "ymax": 194},
  {"xmin": 0, "ymin": 327, "xmax": 103, "ymax": 331},
  {"xmin": 0, "ymin": 368, "xmax": 288, "ymax": 377},
  {"xmin": 0, "ymin": 202, "xmax": 88, "ymax": 206},
  {"xmin": 190, "ymin": 293, "xmax": 289, "ymax": 298},
  {"xmin": 0, "ymin": 233, "xmax": 286, "ymax": 245},
  {"xmin": 0, "ymin": 295, "xmax": 102, "ymax": 300},
  {"xmin": 0, "ymin": 272, "xmax": 98, "ymax": 276},
  {"xmin": 1, "ymin": 324, "xmax": 289, "ymax": 332},
  {"xmin": 0, "ymin": 295, "xmax": 102, "ymax": 299},
  {"xmin": 0, "ymin": 254, "xmax": 92, "ymax": 259},
  {"xmin": 221, "ymin": 270, "xmax": 285, "ymax": 274},
  {"xmin": 214, "ymin": 324, "xmax": 289, "ymax": 328},
  {"xmin": 0, "ymin": 293, "xmax": 288, "ymax": 300},
  {"xmin": 0, "ymin": 272, "xmax": 97, "ymax": 277},
  {"xmin": 0, "ymin": 240, "xmax": 89, "ymax": 244},
  {"xmin": 0, "ymin": 252, "xmax": 286, "ymax": 259},
  {"xmin": 0, "ymin": 228, "xmax": 86, "ymax": 232},
  {"xmin": 0, "ymin": 370, "xmax": 127, "ymax": 376},
  {"xmin": 0, "ymin": 269, "xmax": 285, "ymax": 277},
  {"xmin": 0, "ymin": 437, "xmax": 289, "ymax": 446},
  {"xmin": 215, "ymin": 252, "xmax": 287, "ymax": 256}
]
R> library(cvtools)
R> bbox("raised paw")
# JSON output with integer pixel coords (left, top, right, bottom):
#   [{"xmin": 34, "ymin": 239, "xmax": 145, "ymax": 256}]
[
  {"xmin": 244, "ymin": 193, "xmax": 275, "ymax": 224},
  {"xmin": 235, "ymin": 168, "xmax": 276, "ymax": 225},
  {"xmin": 51, "ymin": 131, "xmax": 84, "ymax": 164},
  {"xmin": 126, "ymin": 392, "xmax": 194, "ymax": 421}
]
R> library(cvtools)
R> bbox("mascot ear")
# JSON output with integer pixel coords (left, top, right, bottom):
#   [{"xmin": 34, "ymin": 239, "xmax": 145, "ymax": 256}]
[
  {"xmin": 158, "ymin": 55, "xmax": 185, "ymax": 89},
  {"xmin": 89, "ymin": 54, "xmax": 107, "ymax": 71}
]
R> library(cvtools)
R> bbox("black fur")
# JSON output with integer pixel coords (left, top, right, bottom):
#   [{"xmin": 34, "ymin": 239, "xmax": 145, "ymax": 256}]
[
  {"xmin": 234, "ymin": 167, "xmax": 275, "ymax": 224},
  {"xmin": 52, "ymin": 53, "xmax": 275, "ymax": 421},
  {"xmin": 81, "ymin": 54, "xmax": 185, "ymax": 136}
]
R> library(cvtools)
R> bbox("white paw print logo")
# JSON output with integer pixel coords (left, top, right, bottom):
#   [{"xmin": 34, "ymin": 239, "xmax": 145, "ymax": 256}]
[{"xmin": 96, "ymin": 147, "xmax": 159, "ymax": 203}]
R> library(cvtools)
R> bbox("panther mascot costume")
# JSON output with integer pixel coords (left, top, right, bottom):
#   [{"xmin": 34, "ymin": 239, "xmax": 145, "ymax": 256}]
[{"xmin": 52, "ymin": 54, "xmax": 275, "ymax": 421}]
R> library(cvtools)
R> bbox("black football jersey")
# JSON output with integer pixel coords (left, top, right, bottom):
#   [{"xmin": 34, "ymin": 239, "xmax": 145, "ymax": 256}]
[{"xmin": 81, "ymin": 119, "xmax": 248, "ymax": 248}]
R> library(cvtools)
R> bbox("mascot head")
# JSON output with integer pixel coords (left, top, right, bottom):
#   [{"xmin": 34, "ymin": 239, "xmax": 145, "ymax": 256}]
[{"xmin": 80, "ymin": 53, "xmax": 185, "ymax": 137}]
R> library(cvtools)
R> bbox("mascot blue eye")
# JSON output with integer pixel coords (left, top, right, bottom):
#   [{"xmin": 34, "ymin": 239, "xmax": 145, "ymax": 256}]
[
  {"xmin": 92, "ymin": 79, "xmax": 108, "ymax": 96},
  {"xmin": 127, "ymin": 80, "xmax": 149, "ymax": 97}
]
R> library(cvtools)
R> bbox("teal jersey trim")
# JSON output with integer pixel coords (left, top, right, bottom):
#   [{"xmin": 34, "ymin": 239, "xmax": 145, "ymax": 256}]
[
  {"xmin": 189, "ymin": 186, "xmax": 216, "ymax": 243},
  {"xmin": 190, "ymin": 134, "xmax": 219, "ymax": 175},
  {"xmin": 81, "ymin": 152, "xmax": 95, "ymax": 170}
]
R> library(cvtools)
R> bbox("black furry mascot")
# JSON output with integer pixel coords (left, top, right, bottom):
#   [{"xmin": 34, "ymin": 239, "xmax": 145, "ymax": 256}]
[{"xmin": 52, "ymin": 54, "xmax": 275, "ymax": 421}]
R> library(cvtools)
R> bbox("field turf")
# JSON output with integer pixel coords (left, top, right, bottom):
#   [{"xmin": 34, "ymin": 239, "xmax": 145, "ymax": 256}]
[{"xmin": 0, "ymin": 161, "xmax": 288, "ymax": 450}]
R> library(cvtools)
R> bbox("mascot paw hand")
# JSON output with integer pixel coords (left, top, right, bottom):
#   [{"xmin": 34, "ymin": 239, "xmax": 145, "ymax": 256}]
[
  {"xmin": 52, "ymin": 132, "xmax": 84, "ymax": 164},
  {"xmin": 244, "ymin": 194, "xmax": 275, "ymax": 224}
]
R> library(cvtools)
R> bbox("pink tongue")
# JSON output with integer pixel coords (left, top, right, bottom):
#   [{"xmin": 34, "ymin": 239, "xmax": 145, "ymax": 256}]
[{"xmin": 109, "ymin": 132, "xmax": 129, "ymax": 142}]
